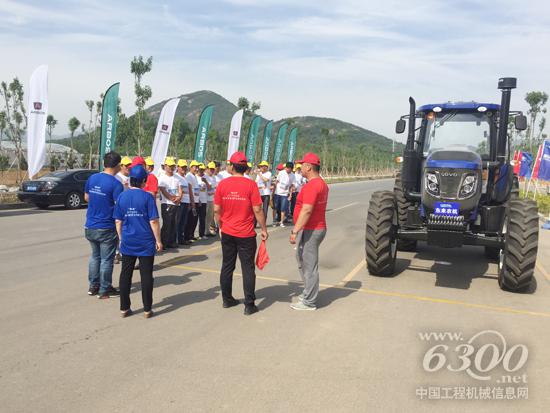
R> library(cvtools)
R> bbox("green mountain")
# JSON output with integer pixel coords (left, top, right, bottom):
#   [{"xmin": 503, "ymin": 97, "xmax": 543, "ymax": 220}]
[{"xmin": 61, "ymin": 90, "xmax": 399, "ymax": 172}]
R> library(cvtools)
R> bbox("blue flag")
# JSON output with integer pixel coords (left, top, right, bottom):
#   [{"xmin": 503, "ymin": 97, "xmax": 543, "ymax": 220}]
[
  {"xmin": 519, "ymin": 152, "xmax": 533, "ymax": 178},
  {"xmin": 538, "ymin": 140, "xmax": 550, "ymax": 181}
]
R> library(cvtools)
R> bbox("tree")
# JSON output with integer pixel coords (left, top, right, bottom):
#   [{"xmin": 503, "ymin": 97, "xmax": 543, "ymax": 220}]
[
  {"xmin": 0, "ymin": 110, "xmax": 6, "ymax": 151},
  {"xmin": 130, "ymin": 55, "xmax": 153, "ymax": 155},
  {"xmin": 525, "ymin": 91, "xmax": 548, "ymax": 153},
  {"xmin": 46, "ymin": 114, "xmax": 57, "ymax": 166},
  {"xmin": 68, "ymin": 116, "xmax": 80, "ymax": 152},
  {"xmin": 237, "ymin": 97, "xmax": 249, "ymax": 111},
  {"xmin": 0, "ymin": 78, "xmax": 27, "ymax": 182},
  {"xmin": 84, "ymin": 100, "xmax": 95, "ymax": 168},
  {"xmin": 250, "ymin": 101, "xmax": 261, "ymax": 113}
]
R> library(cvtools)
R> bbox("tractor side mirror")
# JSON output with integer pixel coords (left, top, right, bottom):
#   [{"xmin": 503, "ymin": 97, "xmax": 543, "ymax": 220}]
[
  {"xmin": 395, "ymin": 119, "xmax": 406, "ymax": 134},
  {"xmin": 515, "ymin": 115, "xmax": 527, "ymax": 131}
]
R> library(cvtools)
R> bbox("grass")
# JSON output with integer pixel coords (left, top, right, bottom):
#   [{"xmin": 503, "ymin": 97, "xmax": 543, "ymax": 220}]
[{"xmin": 520, "ymin": 189, "xmax": 550, "ymax": 216}]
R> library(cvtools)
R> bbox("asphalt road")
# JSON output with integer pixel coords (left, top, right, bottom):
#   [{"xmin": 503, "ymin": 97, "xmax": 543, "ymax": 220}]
[{"xmin": 1, "ymin": 179, "xmax": 550, "ymax": 412}]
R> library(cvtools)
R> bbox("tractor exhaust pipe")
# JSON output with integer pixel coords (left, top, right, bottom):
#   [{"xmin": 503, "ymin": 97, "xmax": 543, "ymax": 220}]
[
  {"xmin": 497, "ymin": 77, "xmax": 516, "ymax": 162},
  {"xmin": 402, "ymin": 97, "xmax": 420, "ymax": 195}
]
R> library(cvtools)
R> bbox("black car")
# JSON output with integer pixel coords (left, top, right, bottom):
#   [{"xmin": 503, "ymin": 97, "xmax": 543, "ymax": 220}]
[{"xmin": 18, "ymin": 169, "xmax": 98, "ymax": 209}]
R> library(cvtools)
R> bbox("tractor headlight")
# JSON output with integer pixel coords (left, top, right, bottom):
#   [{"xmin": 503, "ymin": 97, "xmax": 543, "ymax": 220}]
[
  {"xmin": 459, "ymin": 174, "xmax": 477, "ymax": 199},
  {"xmin": 425, "ymin": 172, "xmax": 440, "ymax": 197}
]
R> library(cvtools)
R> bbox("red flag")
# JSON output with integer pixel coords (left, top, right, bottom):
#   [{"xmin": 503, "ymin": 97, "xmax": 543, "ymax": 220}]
[
  {"xmin": 513, "ymin": 150, "xmax": 521, "ymax": 175},
  {"xmin": 532, "ymin": 144, "xmax": 544, "ymax": 179},
  {"xmin": 255, "ymin": 240, "xmax": 270, "ymax": 270}
]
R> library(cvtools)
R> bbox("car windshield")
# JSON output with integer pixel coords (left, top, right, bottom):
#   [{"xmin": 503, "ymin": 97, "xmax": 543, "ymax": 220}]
[
  {"xmin": 36, "ymin": 171, "xmax": 71, "ymax": 181},
  {"xmin": 423, "ymin": 111, "xmax": 491, "ymax": 156}
]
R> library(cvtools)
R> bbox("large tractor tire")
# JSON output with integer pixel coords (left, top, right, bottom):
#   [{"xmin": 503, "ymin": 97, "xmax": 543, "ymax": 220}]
[
  {"xmin": 366, "ymin": 191, "xmax": 397, "ymax": 276},
  {"xmin": 394, "ymin": 172, "xmax": 417, "ymax": 251},
  {"xmin": 498, "ymin": 199, "xmax": 538, "ymax": 292}
]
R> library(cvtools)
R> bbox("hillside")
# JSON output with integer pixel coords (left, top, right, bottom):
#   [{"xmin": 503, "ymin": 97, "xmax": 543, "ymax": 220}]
[{"xmin": 61, "ymin": 90, "xmax": 400, "ymax": 171}]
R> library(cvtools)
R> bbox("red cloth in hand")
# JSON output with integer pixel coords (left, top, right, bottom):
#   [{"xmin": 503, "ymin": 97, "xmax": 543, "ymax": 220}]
[{"xmin": 256, "ymin": 240, "xmax": 270, "ymax": 270}]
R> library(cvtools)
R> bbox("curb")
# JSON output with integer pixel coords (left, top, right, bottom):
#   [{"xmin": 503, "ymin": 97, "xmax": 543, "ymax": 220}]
[{"xmin": 0, "ymin": 202, "xmax": 31, "ymax": 211}]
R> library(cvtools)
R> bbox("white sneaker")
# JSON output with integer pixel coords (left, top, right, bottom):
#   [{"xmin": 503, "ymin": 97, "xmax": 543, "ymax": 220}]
[
  {"xmin": 290, "ymin": 301, "xmax": 316, "ymax": 311},
  {"xmin": 280, "ymin": 222, "xmax": 285, "ymax": 228}
]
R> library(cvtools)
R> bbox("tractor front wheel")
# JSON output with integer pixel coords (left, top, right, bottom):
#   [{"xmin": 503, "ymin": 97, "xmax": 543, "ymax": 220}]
[
  {"xmin": 394, "ymin": 172, "xmax": 417, "ymax": 251},
  {"xmin": 366, "ymin": 191, "xmax": 397, "ymax": 276},
  {"xmin": 498, "ymin": 199, "xmax": 538, "ymax": 292}
]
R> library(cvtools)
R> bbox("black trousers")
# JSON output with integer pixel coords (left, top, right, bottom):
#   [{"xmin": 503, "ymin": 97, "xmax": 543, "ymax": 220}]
[
  {"xmin": 185, "ymin": 205, "xmax": 199, "ymax": 241},
  {"xmin": 261, "ymin": 195, "xmax": 270, "ymax": 219},
  {"xmin": 198, "ymin": 203, "xmax": 207, "ymax": 237},
  {"xmin": 119, "ymin": 255, "xmax": 154, "ymax": 312},
  {"xmin": 161, "ymin": 204, "xmax": 178, "ymax": 246},
  {"xmin": 290, "ymin": 192, "xmax": 298, "ymax": 217},
  {"xmin": 220, "ymin": 233, "xmax": 257, "ymax": 306}
]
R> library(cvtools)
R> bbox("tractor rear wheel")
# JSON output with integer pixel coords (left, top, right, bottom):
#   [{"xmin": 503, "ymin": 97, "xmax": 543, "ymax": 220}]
[
  {"xmin": 498, "ymin": 199, "xmax": 538, "ymax": 292},
  {"xmin": 394, "ymin": 172, "xmax": 417, "ymax": 251},
  {"xmin": 366, "ymin": 191, "xmax": 397, "ymax": 276}
]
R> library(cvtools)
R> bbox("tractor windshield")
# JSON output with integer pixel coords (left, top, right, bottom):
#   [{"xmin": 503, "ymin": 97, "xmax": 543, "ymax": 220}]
[{"xmin": 423, "ymin": 111, "xmax": 491, "ymax": 157}]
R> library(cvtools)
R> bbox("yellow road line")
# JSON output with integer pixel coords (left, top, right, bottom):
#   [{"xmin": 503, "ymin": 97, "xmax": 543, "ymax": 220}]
[
  {"xmin": 338, "ymin": 259, "xmax": 365, "ymax": 286},
  {"xmin": 170, "ymin": 264, "xmax": 550, "ymax": 319},
  {"xmin": 328, "ymin": 202, "xmax": 358, "ymax": 213},
  {"xmin": 536, "ymin": 262, "xmax": 550, "ymax": 282}
]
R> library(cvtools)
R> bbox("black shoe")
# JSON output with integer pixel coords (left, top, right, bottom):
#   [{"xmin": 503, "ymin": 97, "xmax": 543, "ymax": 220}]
[
  {"xmin": 244, "ymin": 304, "xmax": 259, "ymax": 315},
  {"xmin": 98, "ymin": 286, "xmax": 120, "ymax": 299},
  {"xmin": 223, "ymin": 298, "xmax": 240, "ymax": 308},
  {"xmin": 88, "ymin": 286, "xmax": 99, "ymax": 296},
  {"xmin": 166, "ymin": 244, "xmax": 178, "ymax": 249}
]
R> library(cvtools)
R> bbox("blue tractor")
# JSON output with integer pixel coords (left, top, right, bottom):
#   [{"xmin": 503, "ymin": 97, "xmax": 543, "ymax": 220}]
[{"xmin": 366, "ymin": 78, "xmax": 538, "ymax": 291}]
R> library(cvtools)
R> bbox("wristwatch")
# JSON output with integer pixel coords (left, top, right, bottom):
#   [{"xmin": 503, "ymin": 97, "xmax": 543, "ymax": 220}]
[{"xmin": 291, "ymin": 230, "xmax": 298, "ymax": 236}]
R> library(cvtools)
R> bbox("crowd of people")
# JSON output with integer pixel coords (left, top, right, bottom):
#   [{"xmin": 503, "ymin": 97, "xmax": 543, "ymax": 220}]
[{"xmin": 84, "ymin": 150, "xmax": 328, "ymax": 318}]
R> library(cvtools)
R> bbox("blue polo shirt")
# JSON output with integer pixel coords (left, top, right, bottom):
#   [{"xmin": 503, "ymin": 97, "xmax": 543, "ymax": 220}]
[
  {"xmin": 85, "ymin": 172, "xmax": 124, "ymax": 230},
  {"xmin": 113, "ymin": 188, "xmax": 159, "ymax": 256}
]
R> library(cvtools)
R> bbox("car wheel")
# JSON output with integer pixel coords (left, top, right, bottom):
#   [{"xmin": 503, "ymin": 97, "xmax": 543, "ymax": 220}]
[
  {"xmin": 35, "ymin": 203, "xmax": 49, "ymax": 209},
  {"xmin": 65, "ymin": 191, "xmax": 83, "ymax": 209}
]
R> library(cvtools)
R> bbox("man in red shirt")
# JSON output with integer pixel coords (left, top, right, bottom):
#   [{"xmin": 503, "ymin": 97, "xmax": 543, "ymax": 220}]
[
  {"xmin": 130, "ymin": 156, "xmax": 158, "ymax": 199},
  {"xmin": 214, "ymin": 151, "xmax": 268, "ymax": 315},
  {"xmin": 289, "ymin": 152, "xmax": 329, "ymax": 311}
]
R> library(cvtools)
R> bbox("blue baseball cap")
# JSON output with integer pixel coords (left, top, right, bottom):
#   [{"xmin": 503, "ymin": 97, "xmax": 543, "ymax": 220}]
[{"xmin": 129, "ymin": 164, "xmax": 148, "ymax": 181}]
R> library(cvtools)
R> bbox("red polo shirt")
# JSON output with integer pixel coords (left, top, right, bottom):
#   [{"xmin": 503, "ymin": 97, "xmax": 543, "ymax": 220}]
[
  {"xmin": 214, "ymin": 176, "xmax": 262, "ymax": 238},
  {"xmin": 144, "ymin": 173, "xmax": 158, "ymax": 198},
  {"xmin": 294, "ymin": 177, "xmax": 329, "ymax": 230}
]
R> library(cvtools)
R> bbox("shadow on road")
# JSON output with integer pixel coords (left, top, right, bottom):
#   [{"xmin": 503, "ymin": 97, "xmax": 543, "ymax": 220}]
[
  {"xmin": 256, "ymin": 281, "xmax": 302, "ymax": 310},
  {"xmin": 130, "ymin": 271, "xmax": 201, "ymax": 292},
  {"xmin": 153, "ymin": 254, "xmax": 209, "ymax": 271},
  {"xmin": 152, "ymin": 285, "xmax": 220, "ymax": 316},
  {"xmin": 317, "ymin": 280, "xmax": 361, "ymax": 308}
]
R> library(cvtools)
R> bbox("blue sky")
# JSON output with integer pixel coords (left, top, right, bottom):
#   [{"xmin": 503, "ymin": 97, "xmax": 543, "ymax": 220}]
[{"xmin": 0, "ymin": 0, "xmax": 548, "ymax": 139}]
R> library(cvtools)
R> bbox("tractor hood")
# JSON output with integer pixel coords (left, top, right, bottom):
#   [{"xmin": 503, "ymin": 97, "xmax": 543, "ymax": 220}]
[{"xmin": 425, "ymin": 147, "xmax": 482, "ymax": 170}]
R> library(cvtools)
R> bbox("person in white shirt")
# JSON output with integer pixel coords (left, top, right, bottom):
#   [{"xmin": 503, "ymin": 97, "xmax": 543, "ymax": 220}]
[
  {"xmin": 184, "ymin": 160, "xmax": 201, "ymax": 242},
  {"xmin": 218, "ymin": 161, "xmax": 232, "ymax": 181},
  {"xmin": 176, "ymin": 159, "xmax": 193, "ymax": 245},
  {"xmin": 274, "ymin": 162, "xmax": 295, "ymax": 227},
  {"xmin": 206, "ymin": 162, "xmax": 218, "ymax": 236},
  {"xmin": 197, "ymin": 163, "xmax": 211, "ymax": 239},
  {"xmin": 256, "ymin": 161, "xmax": 272, "ymax": 219},
  {"xmin": 158, "ymin": 157, "xmax": 182, "ymax": 249},
  {"xmin": 244, "ymin": 162, "xmax": 254, "ymax": 180},
  {"xmin": 115, "ymin": 156, "xmax": 132, "ymax": 190},
  {"xmin": 291, "ymin": 163, "xmax": 306, "ymax": 218}
]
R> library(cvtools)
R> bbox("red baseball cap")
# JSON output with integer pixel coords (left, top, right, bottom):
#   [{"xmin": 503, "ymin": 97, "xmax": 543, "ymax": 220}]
[
  {"xmin": 130, "ymin": 156, "xmax": 146, "ymax": 168},
  {"xmin": 229, "ymin": 151, "xmax": 248, "ymax": 164},
  {"xmin": 276, "ymin": 163, "xmax": 284, "ymax": 171},
  {"xmin": 296, "ymin": 152, "xmax": 321, "ymax": 166}
]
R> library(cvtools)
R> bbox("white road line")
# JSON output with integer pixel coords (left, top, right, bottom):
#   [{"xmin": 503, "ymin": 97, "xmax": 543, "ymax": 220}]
[{"xmin": 328, "ymin": 202, "xmax": 358, "ymax": 213}]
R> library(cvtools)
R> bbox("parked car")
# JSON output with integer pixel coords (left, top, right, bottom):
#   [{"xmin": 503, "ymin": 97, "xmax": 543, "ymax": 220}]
[{"xmin": 18, "ymin": 169, "xmax": 97, "ymax": 209}]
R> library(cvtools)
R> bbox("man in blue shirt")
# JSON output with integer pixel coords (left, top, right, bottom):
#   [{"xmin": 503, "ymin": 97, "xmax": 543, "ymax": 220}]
[
  {"xmin": 114, "ymin": 165, "xmax": 162, "ymax": 318},
  {"xmin": 84, "ymin": 151, "xmax": 124, "ymax": 298}
]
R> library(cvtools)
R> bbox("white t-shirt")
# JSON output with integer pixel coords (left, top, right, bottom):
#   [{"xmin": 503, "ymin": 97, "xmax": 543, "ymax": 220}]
[
  {"xmin": 186, "ymin": 172, "xmax": 200, "ymax": 204},
  {"xmin": 256, "ymin": 171, "xmax": 272, "ymax": 196},
  {"xmin": 176, "ymin": 173, "xmax": 190, "ymax": 204},
  {"xmin": 198, "ymin": 175, "xmax": 208, "ymax": 204},
  {"xmin": 294, "ymin": 172, "xmax": 306, "ymax": 193},
  {"xmin": 219, "ymin": 170, "xmax": 231, "ymax": 180},
  {"xmin": 115, "ymin": 172, "xmax": 129, "ymax": 189},
  {"xmin": 158, "ymin": 174, "xmax": 180, "ymax": 205},
  {"xmin": 275, "ymin": 170, "xmax": 295, "ymax": 196},
  {"xmin": 205, "ymin": 174, "xmax": 216, "ymax": 202}
]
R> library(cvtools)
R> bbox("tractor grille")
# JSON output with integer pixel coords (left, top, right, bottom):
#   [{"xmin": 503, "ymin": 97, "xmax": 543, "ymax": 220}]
[
  {"xmin": 427, "ymin": 214, "xmax": 465, "ymax": 231},
  {"xmin": 438, "ymin": 173, "xmax": 463, "ymax": 199}
]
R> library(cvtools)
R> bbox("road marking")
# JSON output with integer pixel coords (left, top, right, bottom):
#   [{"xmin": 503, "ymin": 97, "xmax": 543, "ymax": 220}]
[
  {"xmin": 536, "ymin": 262, "xmax": 550, "ymax": 282},
  {"xmin": 170, "ymin": 264, "xmax": 550, "ymax": 319},
  {"xmin": 328, "ymin": 202, "xmax": 357, "ymax": 213},
  {"xmin": 338, "ymin": 259, "xmax": 365, "ymax": 286}
]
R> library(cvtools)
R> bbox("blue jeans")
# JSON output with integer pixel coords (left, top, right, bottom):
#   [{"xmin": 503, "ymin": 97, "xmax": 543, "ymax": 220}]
[
  {"xmin": 85, "ymin": 228, "xmax": 118, "ymax": 293},
  {"xmin": 177, "ymin": 203, "xmax": 190, "ymax": 244},
  {"xmin": 274, "ymin": 194, "xmax": 289, "ymax": 221}
]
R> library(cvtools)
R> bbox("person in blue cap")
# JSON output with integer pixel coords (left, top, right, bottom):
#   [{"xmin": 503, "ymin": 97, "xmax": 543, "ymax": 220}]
[{"xmin": 114, "ymin": 165, "xmax": 162, "ymax": 318}]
